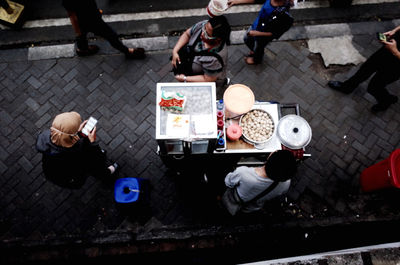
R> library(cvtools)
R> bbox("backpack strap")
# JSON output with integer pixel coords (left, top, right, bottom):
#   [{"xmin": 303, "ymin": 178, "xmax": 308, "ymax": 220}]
[{"xmin": 235, "ymin": 181, "xmax": 279, "ymax": 205}]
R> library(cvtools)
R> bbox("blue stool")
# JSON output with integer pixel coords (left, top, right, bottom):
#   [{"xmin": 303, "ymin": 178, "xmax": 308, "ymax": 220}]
[{"xmin": 114, "ymin": 178, "xmax": 141, "ymax": 203}]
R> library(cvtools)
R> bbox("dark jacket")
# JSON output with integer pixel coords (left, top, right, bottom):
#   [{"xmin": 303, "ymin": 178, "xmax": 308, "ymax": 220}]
[{"xmin": 36, "ymin": 130, "xmax": 102, "ymax": 188}]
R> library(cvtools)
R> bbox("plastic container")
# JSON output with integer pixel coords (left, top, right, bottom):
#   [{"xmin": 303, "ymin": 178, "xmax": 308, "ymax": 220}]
[
  {"xmin": 223, "ymin": 84, "xmax": 255, "ymax": 118},
  {"xmin": 217, "ymin": 99, "xmax": 224, "ymax": 110},
  {"xmin": 360, "ymin": 149, "xmax": 400, "ymax": 192},
  {"xmin": 114, "ymin": 178, "xmax": 141, "ymax": 203},
  {"xmin": 217, "ymin": 119, "xmax": 224, "ymax": 130},
  {"xmin": 217, "ymin": 110, "xmax": 224, "ymax": 120},
  {"xmin": 217, "ymin": 138, "xmax": 225, "ymax": 147},
  {"xmin": 206, "ymin": 0, "xmax": 228, "ymax": 17},
  {"xmin": 226, "ymin": 124, "xmax": 242, "ymax": 141}
]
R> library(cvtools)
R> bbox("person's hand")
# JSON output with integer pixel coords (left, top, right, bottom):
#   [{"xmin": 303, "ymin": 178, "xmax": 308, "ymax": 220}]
[
  {"xmin": 171, "ymin": 51, "xmax": 180, "ymax": 68},
  {"xmin": 384, "ymin": 29, "xmax": 397, "ymax": 40},
  {"xmin": 383, "ymin": 39, "xmax": 399, "ymax": 55},
  {"xmin": 88, "ymin": 126, "xmax": 97, "ymax": 143},
  {"xmin": 227, "ymin": 0, "xmax": 238, "ymax": 8},
  {"xmin": 78, "ymin": 120, "xmax": 87, "ymax": 132},
  {"xmin": 175, "ymin": 74, "xmax": 186, "ymax": 82}
]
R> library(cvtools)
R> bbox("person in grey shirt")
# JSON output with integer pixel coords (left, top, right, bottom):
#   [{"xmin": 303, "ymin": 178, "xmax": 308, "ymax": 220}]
[
  {"xmin": 171, "ymin": 15, "xmax": 231, "ymax": 87},
  {"xmin": 222, "ymin": 150, "xmax": 297, "ymax": 215}
]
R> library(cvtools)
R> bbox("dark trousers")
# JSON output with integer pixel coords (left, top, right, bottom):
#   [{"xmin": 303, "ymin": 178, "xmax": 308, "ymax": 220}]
[
  {"xmin": 244, "ymin": 27, "xmax": 273, "ymax": 63},
  {"xmin": 344, "ymin": 47, "xmax": 400, "ymax": 103},
  {"xmin": 77, "ymin": 19, "xmax": 129, "ymax": 54}
]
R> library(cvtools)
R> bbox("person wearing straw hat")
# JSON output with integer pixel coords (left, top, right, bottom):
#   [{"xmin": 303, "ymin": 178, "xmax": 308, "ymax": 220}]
[
  {"xmin": 228, "ymin": 0, "xmax": 294, "ymax": 65},
  {"xmin": 36, "ymin": 111, "xmax": 119, "ymax": 189}
]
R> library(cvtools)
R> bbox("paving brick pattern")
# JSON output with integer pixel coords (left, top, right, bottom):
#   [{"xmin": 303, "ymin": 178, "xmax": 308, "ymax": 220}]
[{"xmin": 0, "ymin": 28, "xmax": 400, "ymax": 250}]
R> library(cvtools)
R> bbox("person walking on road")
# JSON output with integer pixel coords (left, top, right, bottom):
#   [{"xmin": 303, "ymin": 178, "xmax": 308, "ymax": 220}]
[
  {"xmin": 62, "ymin": 0, "xmax": 145, "ymax": 59},
  {"xmin": 221, "ymin": 150, "xmax": 297, "ymax": 215},
  {"xmin": 228, "ymin": 0, "xmax": 294, "ymax": 65},
  {"xmin": 328, "ymin": 25, "xmax": 400, "ymax": 112}
]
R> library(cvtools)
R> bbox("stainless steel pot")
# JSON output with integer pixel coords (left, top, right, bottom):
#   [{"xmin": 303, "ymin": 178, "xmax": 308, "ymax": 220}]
[
  {"xmin": 239, "ymin": 109, "xmax": 275, "ymax": 150},
  {"xmin": 276, "ymin": 114, "xmax": 312, "ymax": 150}
]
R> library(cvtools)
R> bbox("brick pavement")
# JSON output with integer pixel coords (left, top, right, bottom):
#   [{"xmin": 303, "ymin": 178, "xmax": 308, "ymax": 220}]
[{"xmin": 1, "ymin": 19, "xmax": 400, "ymax": 263}]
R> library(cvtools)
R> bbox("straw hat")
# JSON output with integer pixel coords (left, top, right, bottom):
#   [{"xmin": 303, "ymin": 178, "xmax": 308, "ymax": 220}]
[{"xmin": 50, "ymin": 112, "xmax": 82, "ymax": 148}]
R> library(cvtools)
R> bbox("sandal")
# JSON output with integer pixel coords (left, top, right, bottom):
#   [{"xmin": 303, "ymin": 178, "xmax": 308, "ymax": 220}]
[{"xmin": 126, "ymin": 48, "xmax": 146, "ymax": 59}]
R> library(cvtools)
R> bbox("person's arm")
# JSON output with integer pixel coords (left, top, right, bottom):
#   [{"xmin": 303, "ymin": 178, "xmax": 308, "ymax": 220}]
[
  {"xmin": 228, "ymin": 0, "xmax": 256, "ymax": 7},
  {"xmin": 384, "ymin": 25, "xmax": 400, "ymax": 39},
  {"xmin": 247, "ymin": 30, "xmax": 273, "ymax": 37},
  {"xmin": 175, "ymin": 73, "xmax": 218, "ymax": 83},
  {"xmin": 383, "ymin": 39, "xmax": 400, "ymax": 60},
  {"xmin": 171, "ymin": 28, "xmax": 191, "ymax": 68},
  {"xmin": 225, "ymin": 168, "xmax": 242, "ymax": 188}
]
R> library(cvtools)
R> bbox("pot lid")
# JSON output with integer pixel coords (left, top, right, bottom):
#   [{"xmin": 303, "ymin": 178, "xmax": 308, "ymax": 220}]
[{"xmin": 277, "ymin": 114, "xmax": 312, "ymax": 149}]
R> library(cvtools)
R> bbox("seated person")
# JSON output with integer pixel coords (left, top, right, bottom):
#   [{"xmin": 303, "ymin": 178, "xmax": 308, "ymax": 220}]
[
  {"xmin": 171, "ymin": 15, "xmax": 231, "ymax": 87},
  {"xmin": 222, "ymin": 150, "xmax": 297, "ymax": 215},
  {"xmin": 228, "ymin": 0, "xmax": 294, "ymax": 65},
  {"xmin": 36, "ymin": 111, "xmax": 118, "ymax": 189}
]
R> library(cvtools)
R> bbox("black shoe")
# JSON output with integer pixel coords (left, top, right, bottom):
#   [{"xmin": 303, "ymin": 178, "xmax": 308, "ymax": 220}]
[
  {"xmin": 371, "ymin": 95, "xmax": 398, "ymax": 113},
  {"xmin": 327, "ymin": 81, "xmax": 353, "ymax": 94},
  {"xmin": 126, "ymin": 48, "xmax": 146, "ymax": 59},
  {"xmin": 76, "ymin": 45, "xmax": 99, "ymax": 56}
]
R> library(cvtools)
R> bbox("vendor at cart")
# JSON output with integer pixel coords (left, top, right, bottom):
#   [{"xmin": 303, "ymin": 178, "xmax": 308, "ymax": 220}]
[
  {"xmin": 221, "ymin": 150, "xmax": 297, "ymax": 215},
  {"xmin": 171, "ymin": 15, "xmax": 231, "ymax": 88}
]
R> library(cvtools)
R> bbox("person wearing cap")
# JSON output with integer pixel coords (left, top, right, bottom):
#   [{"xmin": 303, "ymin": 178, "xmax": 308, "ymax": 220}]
[
  {"xmin": 222, "ymin": 150, "xmax": 297, "ymax": 215},
  {"xmin": 171, "ymin": 15, "xmax": 231, "ymax": 88},
  {"xmin": 228, "ymin": 0, "xmax": 294, "ymax": 65},
  {"xmin": 36, "ymin": 111, "xmax": 118, "ymax": 189}
]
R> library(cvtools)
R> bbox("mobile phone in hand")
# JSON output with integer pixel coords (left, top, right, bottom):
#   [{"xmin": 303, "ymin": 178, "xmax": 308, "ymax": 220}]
[
  {"xmin": 81, "ymin": 117, "xmax": 97, "ymax": 136},
  {"xmin": 377, "ymin": 32, "xmax": 387, "ymax": 42}
]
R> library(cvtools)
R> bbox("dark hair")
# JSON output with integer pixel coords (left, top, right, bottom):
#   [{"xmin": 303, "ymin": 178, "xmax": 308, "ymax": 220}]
[
  {"xmin": 265, "ymin": 150, "xmax": 297, "ymax": 182},
  {"xmin": 208, "ymin": 15, "xmax": 231, "ymax": 45}
]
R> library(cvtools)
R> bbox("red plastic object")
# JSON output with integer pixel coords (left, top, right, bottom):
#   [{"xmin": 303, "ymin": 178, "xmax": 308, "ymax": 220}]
[
  {"xmin": 226, "ymin": 124, "xmax": 242, "ymax": 141},
  {"xmin": 281, "ymin": 145, "xmax": 304, "ymax": 159},
  {"xmin": 360, "ymin": 149, "xmax": 400, "ymax": 192}
]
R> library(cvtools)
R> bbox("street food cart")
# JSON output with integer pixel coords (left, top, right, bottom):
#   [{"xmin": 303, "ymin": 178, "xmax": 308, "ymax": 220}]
[{"xmin": 156, "ymin": 82, "xmax": 311, "ymax": 171}]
